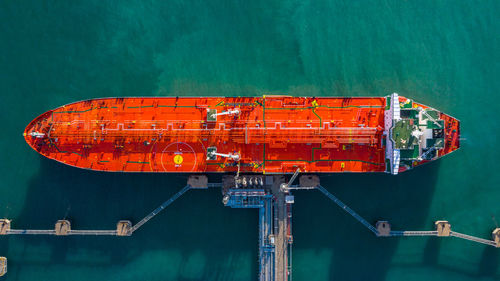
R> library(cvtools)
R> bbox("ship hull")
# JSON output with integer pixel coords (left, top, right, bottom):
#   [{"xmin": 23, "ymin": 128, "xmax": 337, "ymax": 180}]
[{"xmin": 24, "ymin": 95, "xmax": 460, "ymax": 174}]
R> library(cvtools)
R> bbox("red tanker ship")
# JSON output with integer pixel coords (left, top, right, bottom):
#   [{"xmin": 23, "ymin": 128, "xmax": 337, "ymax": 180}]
[{"xmin": 24, "ymin": 94, "xmax": 459, "ymax": 174}]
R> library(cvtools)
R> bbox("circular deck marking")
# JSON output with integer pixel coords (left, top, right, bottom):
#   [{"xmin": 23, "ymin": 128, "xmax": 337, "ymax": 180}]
[
  {"xmin": 173, "ymin": 154, "xmax": 183, "ymax": 164},
  {"xmin": 160, "ymin": 142, "xmax": 197, "ymax": 172}
]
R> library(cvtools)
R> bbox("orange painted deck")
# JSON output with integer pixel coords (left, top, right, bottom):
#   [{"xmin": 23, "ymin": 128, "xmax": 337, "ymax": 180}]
[{"xmin": 24, "ymin": 97, "xmax": 388, "ymax": 173}]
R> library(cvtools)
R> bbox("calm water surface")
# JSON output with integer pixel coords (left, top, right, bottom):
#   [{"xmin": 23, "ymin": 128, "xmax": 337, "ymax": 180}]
[{"xmin": 0, "ymin": 1, "xmax": 499, "ymax": 280}]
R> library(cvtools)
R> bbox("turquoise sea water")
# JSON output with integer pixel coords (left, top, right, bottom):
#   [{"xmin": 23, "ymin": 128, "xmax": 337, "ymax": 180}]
[{"xmin": 1, "ymin": 1, "xmax": 499, "ymax": 280}]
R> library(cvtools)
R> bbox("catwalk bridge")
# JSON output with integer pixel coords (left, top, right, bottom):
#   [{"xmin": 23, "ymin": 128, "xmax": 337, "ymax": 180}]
[{"xmin": 1, "ymin": 173, "xmax": 499, "ymax": 280}]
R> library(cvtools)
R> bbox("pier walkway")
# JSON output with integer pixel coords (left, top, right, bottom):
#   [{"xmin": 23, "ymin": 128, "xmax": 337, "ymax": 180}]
[
  {"xmin": 1, "ymin": 174, "xmax": 498, "ymax": 280},
  {"xmin": 450, "ymin": 232, "xmax": 498, "ymax": 247},
  {"xmin": 6, "ymin": 229, "xmax": 118, "ymax": 235},
  {"xmin": 130, "ymin": 185, "xmax": 191, "ymax": 233},
  {"xmin": 259, "ymin": 196, "xmax": 274, "ymax": 281},
  {"xmin": 316, "ymin": 185, "xmax": 378, "ymax": 235},
  {"xmin": 271, "ymin": 176, "xmax": 291, "ymax": 281},
  {"xmin": 316, "ymin": 184, "xmax": 499, "ymax": 248},
  {"xmin": 1, "ymin": 180, "xmax": 202, "ymax": 237}
]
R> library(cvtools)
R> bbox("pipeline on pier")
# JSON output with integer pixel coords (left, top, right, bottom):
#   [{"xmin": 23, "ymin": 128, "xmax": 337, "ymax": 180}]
[{"xmin": 1, "ymin": 173, "xmax": 498, "ymax": 281}]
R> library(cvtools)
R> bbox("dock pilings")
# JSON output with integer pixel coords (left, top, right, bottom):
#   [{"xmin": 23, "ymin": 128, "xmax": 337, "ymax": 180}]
[
  {"xmin": 0, "ymin": 256, "xmax": 6, "ymax": 277},
  {"xmin": 0, "ymin": 219, "xmax": 10, "ymax": 235},
  {"xmin": 373, "ymin": 220, "xmax": 499, "ymax": 247},
  {"xmin": 0, "ymin": 218, "xmax": 131, "ymax": 236},
  {"xmin": 493, "ymin": 228, "xmax": 500, "ymax": 248},
  {"xmin": 0, "ymin": 175, "xmax": 209, "ymax": 237},
  {"xmin": 435, "ymin": 220, "xmax": 451, "ymax": 236},
  {"xmin": 313, "ymin": 182, "xmax": 499, "ymax": 248},
  {"xmin": 0, "ymin": 173, "xmax": 498, "ymax": 280}
]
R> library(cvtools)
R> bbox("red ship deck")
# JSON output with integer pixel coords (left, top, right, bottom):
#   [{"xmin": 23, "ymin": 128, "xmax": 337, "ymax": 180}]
[{"xmin": 24, "ymin": 97, "xmax": 388, "ymax": 173}]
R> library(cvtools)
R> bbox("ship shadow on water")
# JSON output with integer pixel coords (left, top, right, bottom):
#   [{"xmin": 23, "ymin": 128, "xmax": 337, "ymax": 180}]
[
  {"xmin": 11, "ymin": 158, "xmax": 498, "ymax": 280},
  {"xmin": 293, "ymin": 161, "xmax": 442, "ymax": 281},
  {"xmin": 14, "ymin": 157, "xmax": 258, "ymax": 280},
  {"xmin": 420, "ymin": 238, "xmax": 499, "ymax": 278}
]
